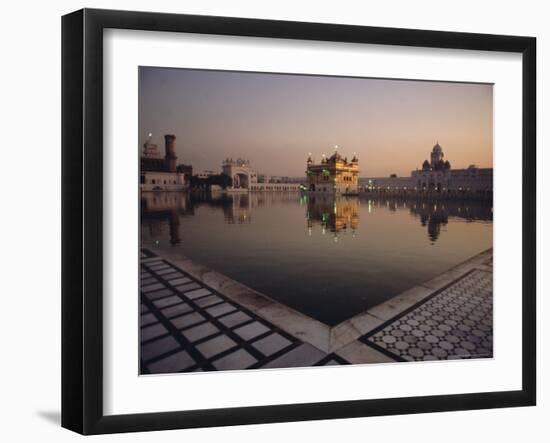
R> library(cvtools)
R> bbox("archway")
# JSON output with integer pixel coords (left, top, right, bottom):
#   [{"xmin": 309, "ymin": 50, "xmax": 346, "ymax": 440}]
[{"xmin": 233, "ymin": 172, "xmax": 249, "ymax": 189}]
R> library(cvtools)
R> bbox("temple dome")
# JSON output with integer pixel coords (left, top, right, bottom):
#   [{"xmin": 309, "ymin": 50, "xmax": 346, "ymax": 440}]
[{"xmin": 433, "ymin": 142, "xmax": 442, "ymax": 154}]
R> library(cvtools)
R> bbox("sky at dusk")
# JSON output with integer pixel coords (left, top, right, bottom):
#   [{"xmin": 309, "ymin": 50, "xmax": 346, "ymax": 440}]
[{"xmin": 139, "ymin": 67, "xmax": 493, "ymax": 177}]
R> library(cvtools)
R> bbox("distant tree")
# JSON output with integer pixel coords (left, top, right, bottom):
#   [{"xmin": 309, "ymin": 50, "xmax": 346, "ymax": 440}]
[
  {"xmin": 390, "ymin": 173, "xmax": 397, "ymax": 178},
  {"xmin": 190, "ymin": 173, "xmax": 233, "ymax": 190},
  {"xmin": 189, "ymin": 175, "xmax": 208, "ymax": 189},
  {"xmin": 209, "ymin": 173, "xmax": 232, "ymax": 189}
]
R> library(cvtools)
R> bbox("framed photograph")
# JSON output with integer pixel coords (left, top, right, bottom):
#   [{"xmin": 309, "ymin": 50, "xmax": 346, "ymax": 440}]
[{"xmin": 62, "ymin": 8, "xmax": 536, "ymax": 434}]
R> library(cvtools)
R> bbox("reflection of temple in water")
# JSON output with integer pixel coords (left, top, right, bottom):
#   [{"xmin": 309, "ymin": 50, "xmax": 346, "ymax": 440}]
[
  {"xmin": 221, "ymin": 193, "xmax": 251, "ymax": 224},
  {"xmin": 199, "ymin": 191, "xmax": 304, "ymax": 224},
  {"xmin": 140, "ymin": 191, "xmax": 192, "ymax": 213},
  {"xmin": 306, "ymin": 195, "xmax": 359, "ymax": 236},
  {"xmin": 417, "ymin": 204, "xmax": 448, "ymax": 243},
  {"xmin": 365, "ymin": 197, "xmax": 492, "ymax": 244},
  {"xmin": 140, "ymin": 192, "xmax": 273, "ymax": 244},
  {"xmin": 141, "ymin": 191, "xmax": 492, "ymax": 247},
  {"xmin": 409, "ymin": 199, "xmax": 492, "ymax": 242},
  {"xmin": 140, "ymin": 192, "xmax": 194, "ymax": 245}
]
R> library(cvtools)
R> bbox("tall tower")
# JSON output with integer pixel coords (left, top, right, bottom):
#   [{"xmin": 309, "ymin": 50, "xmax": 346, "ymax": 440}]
[
  {"xmin": 164, "ymin": 134, "xmax": 177, "ymax": 173},
  {"xmin": 430, "ymin": 142, "xmax": 444, "ymax": 168}
]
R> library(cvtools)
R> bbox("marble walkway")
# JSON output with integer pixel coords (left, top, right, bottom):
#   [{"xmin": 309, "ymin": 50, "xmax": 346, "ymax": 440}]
[{"xmin": 140, "ymin": 249, "xmax": 493, "ymax": 374}]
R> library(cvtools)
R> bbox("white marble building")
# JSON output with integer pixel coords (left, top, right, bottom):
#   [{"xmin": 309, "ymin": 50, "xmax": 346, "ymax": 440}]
[
  {"xmin": 366, "ymin": 142, "xmax": 493, "ymax": 193},
  {"xmin": 222, "ymin": 158, "xmax": 302, "ymax": 191},
  {"xmin": 222, "ymin": 158, "xmax": 258, "ymax": 191},
  {"xmin": 140, "ymin": 134, "xmax": 191, "ymax": 191}
]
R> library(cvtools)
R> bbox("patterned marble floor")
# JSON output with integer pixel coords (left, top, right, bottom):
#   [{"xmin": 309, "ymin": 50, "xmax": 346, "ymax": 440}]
[
  {"xmin": 360, "ymin": 269, "xmax": 493, "ymax": 361},
  {"xmin": 140, "ymin": 250, "xmax": 348, "ymax": 374},
  {"xmin": 140, "ymin": 249, "xmax": 493, "ymax": 373}
]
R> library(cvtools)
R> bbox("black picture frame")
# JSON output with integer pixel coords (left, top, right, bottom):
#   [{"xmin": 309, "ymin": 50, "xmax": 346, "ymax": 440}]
[{"xmin": 61, "ymin": 8, "xmax": 536, "ymax": 435}]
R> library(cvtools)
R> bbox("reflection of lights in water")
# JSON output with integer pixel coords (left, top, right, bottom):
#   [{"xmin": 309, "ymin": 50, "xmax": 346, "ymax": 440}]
[
  {"xmin": 368, "ymin": 200, "xmax": 372, "ymax": 213},
  {"xmin": 322, "ymin": 227, "xmax": 326, "ymax": 235},
  {"xmin": 334, "ymin": 235, "xmax": 338, "ymax": 242},
  {"xmin": 308, "ymin": 227, "xmax": 312, "ymax": 236}
]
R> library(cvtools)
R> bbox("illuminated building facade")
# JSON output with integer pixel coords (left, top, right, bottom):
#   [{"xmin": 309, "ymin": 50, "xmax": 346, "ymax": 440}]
[{"xmin": 306, "ymin": 148, "xmax": 359, "ymax": 195}]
